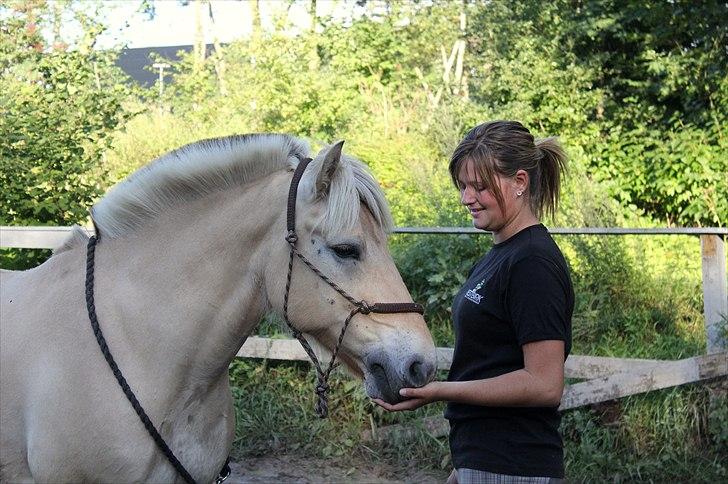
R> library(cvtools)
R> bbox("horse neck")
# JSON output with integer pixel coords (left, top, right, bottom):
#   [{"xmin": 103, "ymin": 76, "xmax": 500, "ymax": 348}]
[{"xmin": 93, "ymin": 170, "xmax": 290, "ymax": 388}]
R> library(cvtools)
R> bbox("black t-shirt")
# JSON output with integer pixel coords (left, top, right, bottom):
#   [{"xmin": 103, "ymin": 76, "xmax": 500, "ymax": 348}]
[{"xmin": 445, "ymin": 224, "xmax": 573, "ymax": 478}]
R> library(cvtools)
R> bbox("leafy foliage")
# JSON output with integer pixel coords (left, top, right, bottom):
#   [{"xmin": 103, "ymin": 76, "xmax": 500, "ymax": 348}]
[
  {"xmin": 464, "ymin": 0, "xmax": 727, "ymax": 225},
  {"xmin": 552, "ymin": 0, "xmax": 727, "ymax": 225},
  {"xmin": 0, "ymin": 1, "xmax": 137, "ymax": 226}
]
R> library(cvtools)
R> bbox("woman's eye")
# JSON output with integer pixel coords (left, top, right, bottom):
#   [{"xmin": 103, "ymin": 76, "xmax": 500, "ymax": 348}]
[{"xmin": 329, "ymin": 244, "xmax": 361, "ymax": 260}]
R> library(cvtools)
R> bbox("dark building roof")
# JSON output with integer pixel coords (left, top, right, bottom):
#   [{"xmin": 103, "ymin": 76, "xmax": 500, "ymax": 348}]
[{"xmin": 115, "ymin": 44, "xmax": 215, "ymax": 87}]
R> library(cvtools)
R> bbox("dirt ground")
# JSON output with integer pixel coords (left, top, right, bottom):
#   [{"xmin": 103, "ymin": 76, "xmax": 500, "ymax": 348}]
[{"xmin": 227, "ymin": 455, "xmax": 448, "ymax": 484}]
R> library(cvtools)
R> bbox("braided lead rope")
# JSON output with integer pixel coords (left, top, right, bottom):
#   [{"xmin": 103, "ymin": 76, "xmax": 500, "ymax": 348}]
[
  {"xmin": 85, "ymin": 236, "xmax": 198, "ymax": 484},
  {"xmin": 215, "ymin": 457, "xmax": 231, "ymax": 484}
]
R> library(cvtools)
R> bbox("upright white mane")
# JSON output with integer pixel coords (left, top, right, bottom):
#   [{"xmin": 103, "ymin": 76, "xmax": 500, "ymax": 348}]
[{"xmin": 88, "ymin": 133, "xmax": 393, "ymax": 240}]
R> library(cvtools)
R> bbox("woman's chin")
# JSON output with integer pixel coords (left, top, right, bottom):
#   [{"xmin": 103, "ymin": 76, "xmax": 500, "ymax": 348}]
[{"xmin": 472, "ymin": 218, "xmax": 490, "ymax": 231}]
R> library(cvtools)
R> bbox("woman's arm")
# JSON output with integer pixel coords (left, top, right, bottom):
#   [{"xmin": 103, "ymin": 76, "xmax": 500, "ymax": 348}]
[{"xmin": 373, "ymin": 339, "xmax": 565, "ymax": 412}]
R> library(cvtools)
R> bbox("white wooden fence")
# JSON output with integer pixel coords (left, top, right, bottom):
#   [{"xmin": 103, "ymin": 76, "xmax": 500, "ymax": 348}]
[{"xmin": 2, "ymin": 225, "xmax": 726, "ymax": 440}]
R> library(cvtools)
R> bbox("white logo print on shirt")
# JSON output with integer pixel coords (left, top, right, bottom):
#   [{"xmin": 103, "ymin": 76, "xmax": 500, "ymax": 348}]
[{"xmin": 465, "ymin": 278, "xmax": 486, "ymax": 304}]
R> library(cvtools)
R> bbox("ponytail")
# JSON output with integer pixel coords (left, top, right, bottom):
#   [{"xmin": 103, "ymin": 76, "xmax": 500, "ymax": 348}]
[{"xmin": 534, "ymin": 137, "xmax": 567, "ymax": 220}]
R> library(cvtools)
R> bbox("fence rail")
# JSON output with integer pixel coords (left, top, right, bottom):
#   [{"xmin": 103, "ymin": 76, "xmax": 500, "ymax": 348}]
[
  {"xmin": 2, "ymin": 225, "xmax": 726, "ymax": 440},
  {"xmin": 3, "ymin": 225, "xmax": 727, "ymax": 250},
  {"xmin": 395, "ymin": 226, "xmax": 728, "ymax": 236}
]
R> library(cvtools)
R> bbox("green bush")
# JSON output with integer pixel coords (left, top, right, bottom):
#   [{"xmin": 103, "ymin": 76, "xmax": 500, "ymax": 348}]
[{"xmin": 0, "ymin": 2, "xmax": 137, "ymax": 227}]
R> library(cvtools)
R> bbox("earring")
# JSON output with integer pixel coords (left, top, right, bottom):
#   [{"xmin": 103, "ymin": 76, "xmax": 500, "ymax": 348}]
[{"xmin": 516, "ymin": 190, "xmax": 523, "ymax": 197}]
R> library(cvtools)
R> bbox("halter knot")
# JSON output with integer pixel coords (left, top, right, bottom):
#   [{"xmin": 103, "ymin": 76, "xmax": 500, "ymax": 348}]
[
  {"xmin": 314, "ymin": 379, "xmax": 331, "ymax": 418},
  {"xmin": 285, "ymin": 231, "xmax": 298, "ymax": 245},
  {"xmin": 315, "ymin": 382, "xmax": 330, "ymax": 396},
  {"xmin": 358, "ymin": 300, "xmax": 372, "ymax": 314}
]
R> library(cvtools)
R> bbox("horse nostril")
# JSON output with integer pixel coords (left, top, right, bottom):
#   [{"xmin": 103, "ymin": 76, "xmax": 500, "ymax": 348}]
[
  {"xmin": 371, "ymin": 363, "xmax": 386, "ymax": 381},
  {"xmin": 409, "ymin": 361, "xmax": 422, "ymax": 379},
  {"xmin": 407, "ymin": 358, "xmax": 434, "ymax": 387}
]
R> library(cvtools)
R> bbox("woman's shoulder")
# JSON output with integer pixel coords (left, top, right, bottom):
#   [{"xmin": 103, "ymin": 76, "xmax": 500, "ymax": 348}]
[
  {"xmin": 508, "ymin": 227, "xmax": 568, "ymax": 270},
  {"xmin": 508, "ymin": 225, "xmax": 559, "ymax": 256}
]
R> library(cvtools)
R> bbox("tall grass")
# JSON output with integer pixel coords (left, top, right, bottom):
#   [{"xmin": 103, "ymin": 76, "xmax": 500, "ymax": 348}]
[{"xmin": 227, "ymin": 363, "xmax": 726, "ymax": 481}]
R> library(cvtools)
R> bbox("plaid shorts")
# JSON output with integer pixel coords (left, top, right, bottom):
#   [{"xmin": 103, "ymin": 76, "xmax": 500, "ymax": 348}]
[{"xmin": 456, "ymin": 468, "xmax": 564, "ymax": 484}]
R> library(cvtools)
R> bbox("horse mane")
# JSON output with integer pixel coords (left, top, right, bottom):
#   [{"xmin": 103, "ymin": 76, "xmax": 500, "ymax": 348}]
[{"xmin": 61, "ymin": 133, "xmax": 392, "ymax": 247}]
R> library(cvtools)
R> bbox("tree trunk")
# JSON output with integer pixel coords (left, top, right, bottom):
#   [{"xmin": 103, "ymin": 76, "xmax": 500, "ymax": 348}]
[
  {"xmin": 251, "ymin": 0, "xmax": 262, "ymax": 38},
  {"xmin": 207, "ymin": 1, "xmax": 227, "ymax": 96},
  {"xmin": 194, "ymin": 0, "xmax": 205, "ymax": 68},
  {"xmin": 309, "ymin": 0, "xmax": 317, "ymax": 32}
]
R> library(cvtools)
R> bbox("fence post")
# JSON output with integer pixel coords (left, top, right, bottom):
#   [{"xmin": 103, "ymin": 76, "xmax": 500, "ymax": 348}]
[{"xmin": 701, "ymin": 235, "xmax": 727, "ymax": 354}]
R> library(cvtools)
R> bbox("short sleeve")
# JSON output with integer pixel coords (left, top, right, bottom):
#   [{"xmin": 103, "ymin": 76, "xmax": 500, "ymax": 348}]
[{"xmin": 506, "ymin": 255, "xmax": 571, "ymax": 348}]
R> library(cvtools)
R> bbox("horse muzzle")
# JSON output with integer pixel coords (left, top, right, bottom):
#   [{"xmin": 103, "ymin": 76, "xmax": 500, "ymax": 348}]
[{"xmin": 363, "ymin": 348, "xmax": 437, "ymax": 404}]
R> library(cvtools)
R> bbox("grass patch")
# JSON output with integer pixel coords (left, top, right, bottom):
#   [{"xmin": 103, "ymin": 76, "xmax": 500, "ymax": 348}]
[{"xmin": 229, "ymin": 359, "xmax": 727, "ymax": 482}]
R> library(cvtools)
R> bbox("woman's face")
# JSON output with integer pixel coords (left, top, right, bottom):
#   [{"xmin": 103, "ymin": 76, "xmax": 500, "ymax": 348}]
[{"xmin": 457, "ymin": 159, "xmax": 519, "ymax": 232}]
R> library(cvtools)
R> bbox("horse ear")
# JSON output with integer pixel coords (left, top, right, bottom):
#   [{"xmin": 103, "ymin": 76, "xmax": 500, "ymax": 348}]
[{"xmin": 314, "ymin": 140, "xmax": 345, "ymax": 196}]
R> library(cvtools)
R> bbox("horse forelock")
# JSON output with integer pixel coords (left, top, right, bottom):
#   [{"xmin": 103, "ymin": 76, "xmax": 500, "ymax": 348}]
[
  {"xmin": 310, "ymin": 154, "xmax": 394, "ymax": 239},
  {"xmin": 89, "ymin": 133, "xmax": 392, "ymax": 240}
]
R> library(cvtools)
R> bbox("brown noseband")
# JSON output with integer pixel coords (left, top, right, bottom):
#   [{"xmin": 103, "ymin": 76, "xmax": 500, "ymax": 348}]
[{"xmin": 282, "ymin": 157, "xmax": 424, "ymax": 418}]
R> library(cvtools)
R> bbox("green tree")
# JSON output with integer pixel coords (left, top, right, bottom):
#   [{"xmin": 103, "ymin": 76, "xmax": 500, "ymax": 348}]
[
  {"xmin": 573, "ymin": 0, "xmax": 728, "ymax": 225},
  {"xmin": 0, "ymin": 0, "xmax": 137, "ymax": 226},
  {"xmin": 463, "ymin": 0, "xmax": 727, "ymax": 226}
]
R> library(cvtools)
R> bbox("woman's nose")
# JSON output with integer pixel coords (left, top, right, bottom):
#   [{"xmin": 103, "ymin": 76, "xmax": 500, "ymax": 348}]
[{"xmin": 461, "ymin": 186, "xmax": 475, "ymax": 205}]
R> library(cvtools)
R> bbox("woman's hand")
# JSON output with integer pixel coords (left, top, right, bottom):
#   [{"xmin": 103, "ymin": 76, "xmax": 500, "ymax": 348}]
[{"xmin": 371, "ymin": 381, "xmax": 444, "ymax": 412}]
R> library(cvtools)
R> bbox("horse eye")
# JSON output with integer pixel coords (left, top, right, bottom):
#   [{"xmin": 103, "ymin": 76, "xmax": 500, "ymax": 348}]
[{"xmin": 329, "ymin": 244, "xmax": 361, "ymax": 260}]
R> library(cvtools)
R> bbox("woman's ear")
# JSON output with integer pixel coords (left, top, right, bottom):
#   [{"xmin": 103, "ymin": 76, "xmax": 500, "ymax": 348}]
[{"xmin": 514, "ymin": 169, "xmax": 529, "ymax": 195}]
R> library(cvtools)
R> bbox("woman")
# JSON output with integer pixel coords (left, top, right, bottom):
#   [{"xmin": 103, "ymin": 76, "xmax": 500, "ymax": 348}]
[{"xmin": 374, "ymin": 120, "xmax": 573, "ymax": 484}]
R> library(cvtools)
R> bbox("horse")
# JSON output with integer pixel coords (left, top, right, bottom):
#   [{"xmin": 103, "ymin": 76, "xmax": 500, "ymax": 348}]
[{"xmin": 0, "ymin": 133, "xmax": 437, "ymax": 483}]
